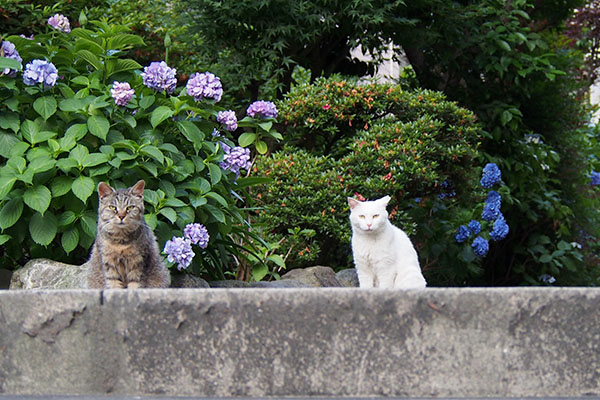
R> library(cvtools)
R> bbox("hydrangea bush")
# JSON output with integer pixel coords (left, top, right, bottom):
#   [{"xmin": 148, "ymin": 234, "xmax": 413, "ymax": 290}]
[{"xmin": 0, "ymin": 15, "xmax": 279, "ymax": 279}]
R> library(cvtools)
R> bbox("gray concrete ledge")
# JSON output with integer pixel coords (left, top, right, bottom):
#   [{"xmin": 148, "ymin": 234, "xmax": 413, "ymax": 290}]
[{"xmin": 1, "ymin": 288, "xmax": 599, "ymax": 397}]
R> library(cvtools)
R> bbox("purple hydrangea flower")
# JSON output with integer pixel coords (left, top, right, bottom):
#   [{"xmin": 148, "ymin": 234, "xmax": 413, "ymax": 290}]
[
  {"xmin": 247, "ymin": 100, "xmax": 278, "ymax": 119},
  {"xmin": 480, "ymin": 163, "xmax": 502, "ymax": 188},
  {"xmin": 591, "ymin": 171, "xmax": 600, "ymax": 186},
  {"xmin": 468, "ymin": 220, "xmax": 481, "ymax": 235},
  {"xmin": 472, "ymin": 236, "xmax": 489, "ymax": 258},
  {"xmin": 490, "ymin": 214, "xmax": 509, "ymax": 241},
  {"xmin": 186, "ymin": 72, "xmax": 223, "ymax": 102},
  {"xmin": 1, "ymin": 41, "xmax": 22, "ymax": 77},
  {"xmin": 23, "ymin": 59, "xmax": 58, "ymax": 88},
  {"xmin": 164, "ymin": 236, "xmax": 195, "ymax": 270},
  {"xmin": 482, "ymin": 190, "xmax": 502, "ymax": 221},
  {"xmin": 110, "ymin": 81, "xmax": 135, "ymax": 106},
  {"xmin": 184, "ymin": 223, "xmax": 210, "ymax": 249},
  {"xmin": 47, "ymin": 14, "xmax": 71, "ymax": 33},
  {"xmin": 220, "ymin": 143, "xmax": 252, "ymax": 176},
  {"xmin": 455, "ymin": 225, "xmax": 471, "ymax": 243},
  {"xmin": 141, "ymin": 61, "xmax": 177, "ymax": 93},
  {"xmin": 217, "ymin": 110, "xmax": 238, "ymax": 131}
]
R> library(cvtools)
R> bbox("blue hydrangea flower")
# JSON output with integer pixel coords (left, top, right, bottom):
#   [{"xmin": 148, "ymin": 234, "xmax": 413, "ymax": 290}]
[
  {"xmin": 110, "ymin": 81, "xmax": 134, "ymax": 106},
  {"xmin": 455, "ymin": 225, "xmax": 471, "ymax": 243},
  {"xmin": 23, "ymin": 59, "xmax": 58, "ymax": 88},
  {"xmin": 490, "ymin": 214, "xmax": 509, "ymax": 241},
  {"xmin": 247, "ymin": 100, "xmax": 278, "ymax": 119},
  {"xmin": 539, "ymin": 274, "xmax": 556, "ymax": 284},
  {"xmin": 1, "ymin": 41, "xmax": 22, "ymax": 77},
  {"xmin": 164, "ymin": 236, "xmax": 194, "ymax": 270},
  {"xmin": 482, "ymin": 190, "xmax": 502, "ymax": 221},
  {"xmin": 217, "ymin": 110, "xmax": 238, "ymax": 131},
  {"xmin": 591, "ymin": 171, "xmax": 600, "ymax": 186},
  {"xmin": 47, "ymin": 14, "xmax": 71, "ymax": 33},
  {"xmin": 480, "ymin": 163, "xmax": 502, "ymax": 188},
  {"xmin": 186, "ymin": 72, "xmax": 223, "ymax": 102},
  {"xmin": 472, "ymin": 236, "xmax": 489, "ymax": 257},
  {"xmin": 184, "ymin": 223, "xmax": 210, "ymax": 249},
  {"xmin": 468, "ymin": 220, "xmax": 481, "ymax": 235},
  {"xmin": 141, "ymin": 61, "xmax": 177, "ymax": 93},
  {"xmin": 220, "ymin": 143, "xmax": 252, "ymax": 176}
]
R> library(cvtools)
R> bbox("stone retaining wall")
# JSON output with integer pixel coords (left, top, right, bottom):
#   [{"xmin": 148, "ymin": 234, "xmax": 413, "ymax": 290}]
[{"xmin": 1, "ymin": 288, "xmax": 599, "ymax": 397}]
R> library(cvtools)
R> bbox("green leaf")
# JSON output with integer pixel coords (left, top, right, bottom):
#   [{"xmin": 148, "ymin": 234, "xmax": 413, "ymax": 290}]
[
  {"xmin": 29, "ymin": 156, "xmax": 56, "ymax": 173},
  {"xmin": 500, "ymin": 110, "xmax": 513, "ymax": 126},
  {"xmin": 29, "ymin": 212, "xmax": 58, "ymax": 246},
  {"xmin": 71, "ymin": 76, "xmax": 89, "ymax": 86},
  {"xmin": 150, "ymin": 106, "xmax": 174, "ymax": 128},
  {"xmin": 0, "ymin": 111, "xmax": 20, "ymax": 133},
  {"xmin": 107, "ymin": 33, "xmax": 145, "ymax": 50},
  {"xmin": 258, "ymin": 121, "xmax": 273, "ymax": 131},
  {"xmin": 145, "ymin": 213, "xmax": 158, "ymax": 229},
  {"xmin": 205, "ymin": 191, "xmax": 228, "ymax": 207},
  {"xmin": 159, "ymin": 207, "xmax": 178, "ymax": 223},
  {"xmin": 75, "ymin": 49, "xmax": 103, "ymax": 70},
  {"xmin": 163, "ymin": 197, "xmax": 187, "ymax": 207},
  {"xmin": 80, "ymin": 210, "xmax": 97, "ymax": 237},
  {"xmin": 255, "ymin": 140, "xmax": 268, "ymax": 154},
  {"xmin": 70, "ymin": 144, "xmax": 89, "ymax": 165},
  {"xmin": 139, "ymin": 95, "xmax": 155, "ymax": 110},
  {"xmin": 267, "ymin": 254, "xmax": 286, "ymax": 269},
  {"xmin": 208, "ymin": 163, "xmax": 222, "ymax": 185},
  {"xmin": 0, "ymin": 176, "xmax": 17, "ymax": 201},
  {"xmin": 65, "ymin": 123, "xmax": 88, "ymax": 141},
  {"xmin": 58, "ymin": 210, "xmax": 77, "ymax": 226},
  {"xmin": 82, "ymin": 153, "xmax": 109, "ymax": 168},
  {"xmin": 0, "ymin": 134, "xmax": 21, "ymax": 158},
  {"xmin": 176, "ymin": 120, "xmax": 205, "ymax": 146},
  {"xmin": 51, "ymin": 176, "xmax": 73, "ymax": 197},
  {"xmin": 252, "ymin": 264, "xmax": 269, "ymax": 282},
  {"xmin": 87, "ymin": 115, "xmax": 110, "ymax": 140},
  {"xmin": 238, "ymin": 132, "xmax": 257, "ymax": 147},
  {"xmin": 0, "ymin": 198, "xmax": 24, "ymax": 229},
  {"xmin": 497, "ymin": 40, "xmax": 511, "ymax": 52},
  {"xmin": 106, "ymin": 58, "xmax": 143, "ymax": 78},
  {"xmin": 24, "ymin": 185, "xmax": 52, "ymax": 214},
  {"xmin": 0, "ymin": 234, "xmax": 11, "ymax": 245},
  {"xmin": 539, "ymin": 254, "xmax": 553, "ymax": 263},
  {"xmin": 140, "ymin": 145, "xmax": 164, "ymax": 164},
  {"xmin": 72, "ymin": 176, "xmax": 95, "ymax": 203},
  {"xmin": 20, "ymin": 119, "xmax": 39, "ymax": 145},
  {"xmin": 33, "ymin": 96, "xmax": 57, "ymax": 120},
  {"xmin": 61, "ymin": 228, "xmax": 79, "ymax": 254},
  {"xmin": 0, "ymin": 56, "xmax": 22, "ymax": 71}
]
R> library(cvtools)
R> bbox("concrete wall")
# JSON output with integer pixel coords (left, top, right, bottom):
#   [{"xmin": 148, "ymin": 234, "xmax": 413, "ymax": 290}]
[{"xmin": 1, "ymin": 288, "xmax": 599, "ymax": 397}]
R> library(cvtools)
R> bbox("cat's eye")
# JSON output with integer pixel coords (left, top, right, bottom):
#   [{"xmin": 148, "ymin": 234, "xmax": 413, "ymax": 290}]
[
  {"xmin": 126, "ymin": 205, "xmax": 135, "ymax": 213},
  {"xmin": 108, "ymin": 205, "xmax": 117, "ymax": 213},
  {"xmin": 373, "ymin": 214, "xmax": 380, "ymax": 219},
  {"xmin": 359, "ymin": 215, "xmax": 366, "ymax": 219}
]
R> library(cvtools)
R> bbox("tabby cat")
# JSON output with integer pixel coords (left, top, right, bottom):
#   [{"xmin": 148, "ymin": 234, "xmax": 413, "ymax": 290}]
[{"xmin": 87, "ymin": 180, "xmax": 170, "ymax": 288}]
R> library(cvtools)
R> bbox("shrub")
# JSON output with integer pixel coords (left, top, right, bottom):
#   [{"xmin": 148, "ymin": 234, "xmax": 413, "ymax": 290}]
[
  {"xmin": 0, "ymin": 15, "xmax": 278, "ymax": 280},
  {"xmin": 253, "ymin": 78, "xmax": 484, "ymax": 281}
]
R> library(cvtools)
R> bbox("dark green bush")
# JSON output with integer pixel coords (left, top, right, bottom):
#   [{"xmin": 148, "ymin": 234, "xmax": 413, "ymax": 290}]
[{"xmin": 253, "ymin": 78, "xmax": 483, "ymax": 278}]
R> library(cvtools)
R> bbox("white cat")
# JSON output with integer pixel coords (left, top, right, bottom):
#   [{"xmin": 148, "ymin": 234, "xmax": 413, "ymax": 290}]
[{"xmin": 348, "ymin": 195, "xmax": 426, "ymax": 289}]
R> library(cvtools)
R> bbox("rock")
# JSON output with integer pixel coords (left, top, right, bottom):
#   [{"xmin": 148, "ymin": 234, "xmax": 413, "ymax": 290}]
[
  {"xmin": 209, "ymin": 280, "xmax": 251, "ymax": 288},
  {"xmin": 0, "ymin": 269, "xmax": 13, "ymax": 289},
  {"xmin": 336, "ymin": 268, "xmax": 359, "ymax": 287},
  {"xmin": 280, "ymin": 266, "xmax": 342, "ymax": 287},
  {"xmin": 170, "ymin": 274, "xmax": 210, "ymax": 288},
  {"xmin": 10, "ymin": 259, "xmax": 88, "ymax": 289},
  {"xmin": 250, "ymin": 279, "xmax": 311, "ymax": 288}
]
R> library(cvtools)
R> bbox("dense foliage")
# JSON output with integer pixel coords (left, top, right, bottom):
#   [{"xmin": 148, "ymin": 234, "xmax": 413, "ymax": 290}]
[
  {"xmin": 0, "ymin": 15, "xmax": 278, "ymax": 280},
  {"xmin": 254, "ymin": 78, "xmax": 486, "ymax": 284}
]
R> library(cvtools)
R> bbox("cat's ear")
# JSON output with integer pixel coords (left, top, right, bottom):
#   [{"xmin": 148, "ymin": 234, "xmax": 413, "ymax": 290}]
[
  {"xmin": 378, "ymin": 195, "xmax": 391, "ymax": 206},
  {"xmin": 348, "ymin": 197, "xmax": 361, "ymax": 209},
  {"xmin": 98, "ymin": 182, "xmax": 114, "ymax": 199},
  {"xmin": 130, "ymin": 180, "xmax": 145, "ymax": 198}
]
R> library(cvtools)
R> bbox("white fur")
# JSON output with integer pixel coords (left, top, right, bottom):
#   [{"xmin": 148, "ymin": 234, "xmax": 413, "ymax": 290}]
[{"xmin": 348, "ymin": 196, "xmax": 426, "ymax": 289}]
